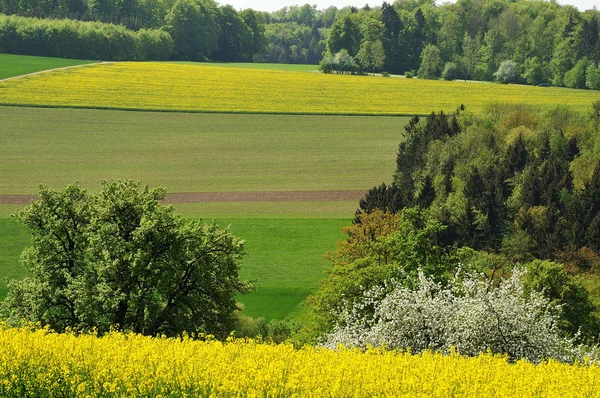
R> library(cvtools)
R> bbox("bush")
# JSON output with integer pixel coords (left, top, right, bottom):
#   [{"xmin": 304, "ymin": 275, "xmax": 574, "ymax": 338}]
[
  {"xmin": 564, "ymin": 57, "xmax": 589, "ymax": 89},
  {"xmin": 441, "ymin": 62, "xmax": 460, "ymax": 80},
  {"xmin": 324, "ymin": 268, "xmax": 587, "ymax": 363},
  {"xmin": 318, "ymin": 49, "xmax": 359, "ymax": 74},
  {"xmin": 405, "ymin": 71, "xmax": 414, "ymax": 78},
  {"xmin": 494, "ymin": 60, "xmax": 517, "ymax": 84},
  {"xmin": 319, "ymin": 52, "xmax": 336, "ymax": 73}
]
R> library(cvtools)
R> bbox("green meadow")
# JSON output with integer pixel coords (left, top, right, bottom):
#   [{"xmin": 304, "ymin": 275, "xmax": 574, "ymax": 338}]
[
  {"xmin": 0, "ymin": 107, "xmax": 405, "ymax": 195},
  {"xmin": 0, "ymin": 53, "xmax": 94, "ymax": 80},
  {"xmin": 0, "ymin": 105, "xmax": 406, "ymax": 320}
]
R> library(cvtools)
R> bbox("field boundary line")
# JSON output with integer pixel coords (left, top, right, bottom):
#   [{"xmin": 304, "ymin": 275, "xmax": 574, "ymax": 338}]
[
  {"xmin": 0, "ymin": 103, "xmax": 427, "ymax": 117},
  {"xmin": 0, "ymin": 61, "xmax": 111, "ymax": 83},
  {"xmin": 0, "ymin": 190, "xmax": 366, "ymax": 205}
]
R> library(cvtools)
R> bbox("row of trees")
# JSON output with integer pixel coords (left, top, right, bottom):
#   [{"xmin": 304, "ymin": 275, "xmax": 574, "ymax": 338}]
[
  {"xmin": 0, "ymin": 15, "xmax": 173, "ymax": 60},
  {"xmin": 3, "ymin": 0, "xmax": 600, "ymax": 83},
  {"xmin": 0, "ymin": 0, "xmax": 266, "ymax": 61}
]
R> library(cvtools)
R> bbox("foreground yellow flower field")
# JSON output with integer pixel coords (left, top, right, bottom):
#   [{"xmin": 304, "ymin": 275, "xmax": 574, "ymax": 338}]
[
  {"xmin": 0, "ymin": 62, "xmax": 598, "ymax": 115},
  {"xmin": 0, "ymin": 326, "xmax": 599, "ymax": 397}
]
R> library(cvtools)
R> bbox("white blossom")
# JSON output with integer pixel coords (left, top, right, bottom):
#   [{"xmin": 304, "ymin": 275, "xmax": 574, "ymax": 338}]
[{"xmin": 324, "ymin": 267, "xmax": 596, "ymax": 363}]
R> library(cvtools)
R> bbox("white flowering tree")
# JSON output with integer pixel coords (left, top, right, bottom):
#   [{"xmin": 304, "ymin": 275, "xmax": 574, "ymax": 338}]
[{"xmin": 324, "ymin": 268, "xmax": 591, "ymax": 363}]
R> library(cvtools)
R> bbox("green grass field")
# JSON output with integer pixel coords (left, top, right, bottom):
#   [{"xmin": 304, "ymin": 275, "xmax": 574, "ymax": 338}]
[
  {"xmin": 0, "ymin": 105, "xmax": 403, "ymax": 319},
  {"xmin": 0, "ymin": 54, "xmax": 94, "ymax": 80},
  {"xmin": 0, "ymin": 106, "xmax": 405, "ymax": 196},
  {"xmin": 0, "ymin": 217, "xmax": 347, "ymax": 320},
  {"xmin": 0, "ymin": 219, "xmax": 29, "ymax": 299}
]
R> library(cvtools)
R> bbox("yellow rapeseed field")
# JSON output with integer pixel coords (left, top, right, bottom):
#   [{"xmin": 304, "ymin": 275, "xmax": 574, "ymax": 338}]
[
  {"xmin": 0, "ymin": 62, "xmax": 598, "ymax": 115},
  {"xmin": 0, "ymin": 326, "xmax": 599, "ymax": 397}
]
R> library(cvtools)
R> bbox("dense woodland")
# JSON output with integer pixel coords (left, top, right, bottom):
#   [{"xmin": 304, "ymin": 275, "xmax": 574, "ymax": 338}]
[
  {"xmin": 301, "ymin": 102, "xmax": 600, "ymax": 348},
  {"xmin": 2, "ymin": 0, "xmax": 600, "ymax": 88}
]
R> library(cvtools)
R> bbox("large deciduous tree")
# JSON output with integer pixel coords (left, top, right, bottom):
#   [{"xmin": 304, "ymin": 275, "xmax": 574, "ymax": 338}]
[
  {"xmin": 327, "ymin": 13, "xmax": 361, "ymax": 57},
  {"xmin": 165, "ymin": 0, "xmax": 218, "ymax": 61},
  {"xmin": 2, "ymin": 181, "xmax": 251, "ymax": 338}
]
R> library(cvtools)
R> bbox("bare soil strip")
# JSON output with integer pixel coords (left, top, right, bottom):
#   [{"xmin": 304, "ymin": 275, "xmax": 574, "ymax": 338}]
[{"xmin": 0, "ymin": 190, "xmax": 366, "ymax": 205}]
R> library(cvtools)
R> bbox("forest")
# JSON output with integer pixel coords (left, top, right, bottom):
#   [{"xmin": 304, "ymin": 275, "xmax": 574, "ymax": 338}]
[
  {"xmin": 302, "ymin": 103, "xmax": 600, "ymax": 349},
  {"xmin": 1, "ymin": 0, "xmax": 599, "ymax": 88}
]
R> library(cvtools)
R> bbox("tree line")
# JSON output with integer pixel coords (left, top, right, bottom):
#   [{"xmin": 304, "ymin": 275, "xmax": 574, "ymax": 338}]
[
  {"xmin": 3, "ymin": 0, "xmax": 600, "ymax": 86},
  {"xmin": 320, "ymin": 0, "xmax": 600, "ymax": 88},
  {"xmin": 0, "ymin": 0, "xmax": 266, "ymax": 61}
]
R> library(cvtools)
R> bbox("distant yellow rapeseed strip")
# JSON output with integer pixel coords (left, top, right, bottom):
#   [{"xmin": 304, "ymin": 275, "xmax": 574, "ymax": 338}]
[
  {"xmin": 0, "ymin": 326, "xmax": 599, "ymax": 397},
  {"xmin": 0, "ymin": 62, "xmax": 598, "ymax": 115}
]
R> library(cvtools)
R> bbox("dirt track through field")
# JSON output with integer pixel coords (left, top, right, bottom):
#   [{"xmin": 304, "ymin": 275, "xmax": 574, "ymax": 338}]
[{"xmin": 0, "ymin": 190, "xmax": 366, "ymax": 205}]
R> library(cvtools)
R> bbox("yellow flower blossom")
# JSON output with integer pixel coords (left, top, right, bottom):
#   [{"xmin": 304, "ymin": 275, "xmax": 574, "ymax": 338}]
[
  {"xmin": 0, "ymin": 62, "xmax": 597, "ymax": 115},
  {"xmin": 0, "ymin": 326, "xmax": 598, "ymax": 396}
]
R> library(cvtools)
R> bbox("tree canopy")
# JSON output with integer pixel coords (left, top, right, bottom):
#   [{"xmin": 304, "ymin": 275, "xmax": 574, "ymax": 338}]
[{"xmin": 2, "ymin": 181, "xmax": 252, "ymax": 339}]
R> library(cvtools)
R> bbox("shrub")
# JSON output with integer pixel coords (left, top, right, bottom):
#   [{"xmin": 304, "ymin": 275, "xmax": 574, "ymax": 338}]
[
  {"xmin": 324, "ymin": 268, "xmax": 586, "ymax": 363},
  {"xmin": 441, "ymin": 62, "xmax": 460, "ymax": 80},
  {"xmin": 494, "ymin": 60, "xmax": 517, "ymax": 84}
]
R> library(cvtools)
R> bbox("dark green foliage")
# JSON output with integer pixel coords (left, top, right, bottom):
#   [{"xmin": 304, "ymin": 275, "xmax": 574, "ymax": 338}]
[
  {"xmin": 1, "ymin": 181, "xmax": 251, "ymax": 339},
  {"xmin": 506, "ymin": 133, "xmax": 528, "ymax": 174},
  {"xmin": 212, "ymin": 5, "xmax": 253, "ymax": 62},
  {"xmin": 356, "ymin": 183, "xmax": 403, "ymax": 220},
  {"xmin": 381, "ymin": 2, "xmax": 403, "ymax": 74},
  {"xmin": 442, "ymin": 62, "xmax": 461, "ymax": 80},
  {"xmin": 0, "ymin": 14, "xmax": 173, "ymax": 60},
  {"xmin": 327, "ymin": 14, "xmax": 361, "ymax": 57},
  {"xmin": 165, "ymin": 0, "xmax": 218, "ymax": 61},
  {"xmin": 353, "ymin": 103, "xmax": 600, "ymax": 341}
]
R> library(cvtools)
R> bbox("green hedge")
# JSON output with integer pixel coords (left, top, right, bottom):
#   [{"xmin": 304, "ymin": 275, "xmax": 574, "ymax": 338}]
[{"xmin": 0, "ymin": 14, "xmax": 173, "ymax": 60}]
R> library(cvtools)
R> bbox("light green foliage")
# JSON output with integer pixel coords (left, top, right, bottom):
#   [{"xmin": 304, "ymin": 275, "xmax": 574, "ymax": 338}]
[
  {"xmin": 2, "ymin": 181, "xmax": 250, "ymax": 338},
  {"xmin": 0, "ymin": 15, "xmax": 172, "ymax": 61},
  {"xmin": 522, "ymin": 56, "xmax": 547, "ymax": 86},
  {"xmin": 550, "ymin": 39, "xmax": 576, "ymax": 87},
  {"xmin": 564, "ymin": 57, "xmax": 589, "ymax": 89},
  {"xmin": 441, "ymin": 62, "xmax": 460, "ymax": 80},
  {"xmin": 521, "ymin": 260, "xmax": 599, "ymax": 339},
  {"xmin": 587, "ymin": 62, "xmax": 600, "ymax": 90},
  {"xmin": 417, "ymin": 44, "xmax": 441, "ymax": 79},
  {"xmin": 0, "ymin": 54, "xmax": 95, "ymax": 80},
  {"xmin": 356, "ymin": 40, "xmax": 385, "ymax": 73}
]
